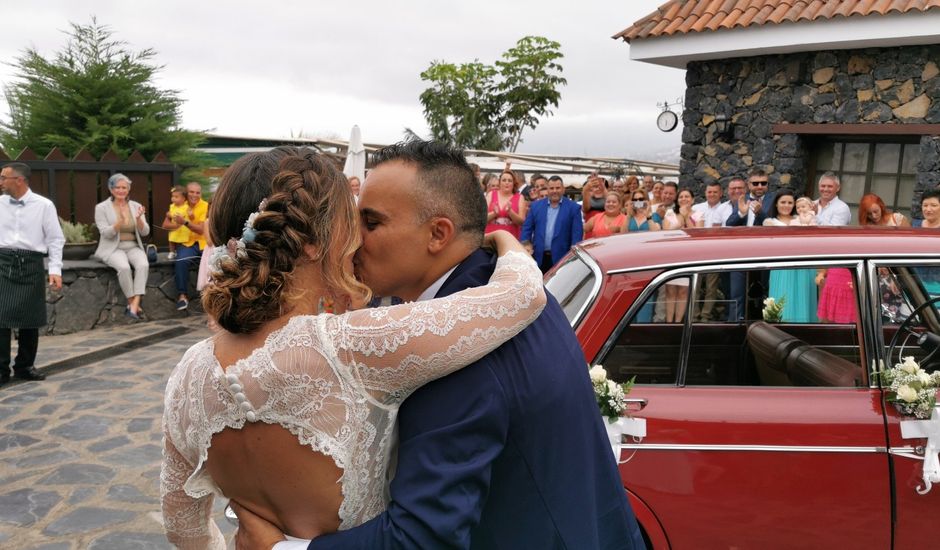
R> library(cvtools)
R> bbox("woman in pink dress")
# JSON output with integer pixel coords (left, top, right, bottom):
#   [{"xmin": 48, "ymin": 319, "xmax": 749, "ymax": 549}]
[
  {"xmin": 485, "ymin": 170, "xmax": 527, "ymax": 239},
  {"xmin": 583, "ymin": 192, "xmax": 627, "ymax": 238},
  {"xmin": 816, "ymin": 268, "xmax": 856, "ymax": 323}
]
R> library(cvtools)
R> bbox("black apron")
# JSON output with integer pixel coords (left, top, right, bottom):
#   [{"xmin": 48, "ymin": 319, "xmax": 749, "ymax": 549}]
[{"xmin": 0, "ymin": 248, "xmax": 47, "ymax": 329}]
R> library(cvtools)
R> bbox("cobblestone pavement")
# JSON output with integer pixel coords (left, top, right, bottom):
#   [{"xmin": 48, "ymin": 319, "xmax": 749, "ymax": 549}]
[{"xmin": 0, "ymin": 316, "xmax": 238, "ymax": 549}]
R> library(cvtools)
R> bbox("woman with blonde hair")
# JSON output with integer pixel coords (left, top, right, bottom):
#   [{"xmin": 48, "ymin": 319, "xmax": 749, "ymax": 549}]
[
  {"xmin": 485, "ymin": 170, "xmax": 527, "ymax": 239},
  {"xmin": 160, "ymin": 146, "xmax": 545, "ymax": 548}
]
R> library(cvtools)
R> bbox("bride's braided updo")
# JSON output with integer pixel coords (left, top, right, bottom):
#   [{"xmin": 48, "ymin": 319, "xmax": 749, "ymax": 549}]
[{"xmin": 203, "ymin": 147, "xmax": 370, "ymax": 334}]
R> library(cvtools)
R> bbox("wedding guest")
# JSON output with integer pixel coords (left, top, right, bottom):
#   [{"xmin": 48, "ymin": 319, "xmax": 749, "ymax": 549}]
[
  {"xmin": 692, "ymin": 181, "xmax": 728, "ymax": 228},
  {"xmin": 93, "ymin": 173, "xmax": 150, "ymax": 319},
  {"xmin": 485, "ymin": 171, "xmax": 527, "ymax": 239},
  {"xmin": 814, "ymin": 172, "xmax": 851, "ymax": 226},
  {"xmin": 484, "ymin": 173, "xmax": 499, "ymax": 192},
  {"xmin": 164, "ymin": 182, "xmax": 209, "ymax": 310},
  {"xmin": 583, "ymin": 191, "xmax": 627, "ymax": 238},
  {"xmin": 521, "ymin": 176, "xmax": 583, "ymax": 273},
  {"xmin": 625, "ymin": 175, "xmax": 640, "ymax": 194},
  {"xmin": 765, "ymin": 190, "xmax": 817, "ymax": 322},
  {"xmin": 792, "ymin": 197, "xmax": 818, "ymax": 226},
  {"xmin": 858, "ymin": 193, "xmax": 910, "ymax": 227},
  {"xmin": 625, "ymin": 191, "xmax": 660, "ymax": 232},
  {"xmin": 347, "ymin": 176, "xmax": 361, "ymax": 202},
  {"xmin": 676, "ymin": 188, "xmax": 700, "ymax": 228},
  {"xmin": 650, "ymin": 180, "xmax": 663, "ymax": 206},
  {"xmin": 763, "ymin": 190, "xmax": 797, "ymax": 226},
  {"xmin": 581, "ymin": 175, "xmax": 607, "ymax": 238},
  {"xmin": 163, "ymin": 186, "xmax": 188, "ymax": 260},
  {"xmin": 914, "ymin": 189, "xmax": 940, "ymax": 228}
]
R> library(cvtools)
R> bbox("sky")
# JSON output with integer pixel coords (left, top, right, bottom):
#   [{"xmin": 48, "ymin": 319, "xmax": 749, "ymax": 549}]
[{"xmin": 0, "ymin": 1, "xmax": 686, "ymax": 161}]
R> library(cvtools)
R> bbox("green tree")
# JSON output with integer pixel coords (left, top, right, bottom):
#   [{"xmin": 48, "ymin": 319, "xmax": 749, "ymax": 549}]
[
  {"xmin": 496, "ymin": 36, "xmax": 566, "ymax": 153},
  {"xmin": 0, "ymin": 19, "xmax": 208, "ymax": 177},
  {"xmin": 418, "ymin": 36, "xmax": 566, "ymax": 152}
]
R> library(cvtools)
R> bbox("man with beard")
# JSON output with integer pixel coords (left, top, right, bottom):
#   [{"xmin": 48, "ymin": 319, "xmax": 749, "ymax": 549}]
[{"xmin": 233, "ymin": 140, "xmax": 644, "ymax": 550}]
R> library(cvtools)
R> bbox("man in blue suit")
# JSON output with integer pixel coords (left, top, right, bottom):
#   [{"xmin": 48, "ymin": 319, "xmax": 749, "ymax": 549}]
[
  {"xmin": 725, "ymin": 169, "xmax": 775, "ymax": 320},
  {"xmin": 233, "ymin": 140, "xmax": 645, "ymax": 549},
  {"xmin": 521, "ymin": 175, "xmax": 583, "ymax": 273}
]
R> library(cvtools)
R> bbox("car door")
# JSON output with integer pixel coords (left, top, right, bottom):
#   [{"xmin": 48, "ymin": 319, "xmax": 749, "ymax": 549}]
[
  {"xmin": 590, "ymin": 260, "xmax": 892, "ymax": 549},
  {"xmin": 869, "ymin": 260, "xmax": 940, "ymax": 549}
]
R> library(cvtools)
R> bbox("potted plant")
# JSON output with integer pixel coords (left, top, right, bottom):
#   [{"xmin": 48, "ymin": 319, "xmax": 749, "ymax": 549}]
[{"xmin": 59, "ymin": 218, "xmax": 98, "ymax": 261}]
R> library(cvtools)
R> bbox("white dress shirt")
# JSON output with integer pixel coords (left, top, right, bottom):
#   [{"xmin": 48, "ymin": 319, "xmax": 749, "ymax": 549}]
[
  {"xmin": 693, "ymin": 201, "xmax": 730, "ymax": 228},
  {"xmin": 815, "ymin": 196, "xmax": 851, "ymax": 226},
  {"xmin": 0, "ymin": 189, "xmax": 65, "ymax": 275}
]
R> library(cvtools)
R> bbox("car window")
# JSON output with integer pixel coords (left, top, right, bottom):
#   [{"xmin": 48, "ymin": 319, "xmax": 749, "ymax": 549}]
[
  {"xmin": 686, "ymin": 266, "xmax": 864, "ymax": 387},
  {"xmin": 878, "ymin": 264, "xmax": 940, "ymax": 371},
  {"xmin": 544, "ymin": 254, "xmax": 596, "ymax": 325},
  {"xmin": 595, "ymin": 275, "xmax": 688, "ymax": 385}
]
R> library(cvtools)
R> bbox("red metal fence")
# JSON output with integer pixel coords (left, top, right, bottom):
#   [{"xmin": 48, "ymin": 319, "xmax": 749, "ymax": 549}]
[{"xmin": 0, "ymin": 147, "xmax": 180, "ymax": 247}]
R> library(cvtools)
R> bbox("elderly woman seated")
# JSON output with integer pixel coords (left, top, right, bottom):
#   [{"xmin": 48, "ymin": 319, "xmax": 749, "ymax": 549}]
[{"xmin": 93, "ymin": 173, "xmax": 151, "ymax": 319}]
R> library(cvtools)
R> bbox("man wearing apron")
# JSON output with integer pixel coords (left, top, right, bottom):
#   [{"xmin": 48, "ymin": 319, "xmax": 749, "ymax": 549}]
[{"xmin": 0, "ymin": 162, "xmax": 64, "ymax": 386}]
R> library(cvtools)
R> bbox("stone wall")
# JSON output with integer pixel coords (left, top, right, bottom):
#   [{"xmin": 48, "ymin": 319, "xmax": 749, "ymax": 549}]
[
  {"xmin": 680, "ymin": 44, "xmax": 940, "ymax": 212},
  {"xmin": 46, "ymin": 258, "xmax": 203, "ymax": 335}
]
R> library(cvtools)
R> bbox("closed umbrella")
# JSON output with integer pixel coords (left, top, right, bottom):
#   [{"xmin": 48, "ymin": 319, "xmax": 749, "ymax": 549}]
[{"xmin": 343, "ymin": 125, "xmax": 366, "ymax": 183}]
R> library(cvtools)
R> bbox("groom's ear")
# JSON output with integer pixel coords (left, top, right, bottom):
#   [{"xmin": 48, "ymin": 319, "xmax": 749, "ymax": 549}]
[{"xmin": 426, "ymin": 216, "xmax": 456, "ymax": 254}]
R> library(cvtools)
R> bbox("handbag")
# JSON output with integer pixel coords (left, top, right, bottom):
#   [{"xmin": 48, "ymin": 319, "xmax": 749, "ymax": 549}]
[{"xmin": 146, "ymin": 244, "xmax": 158, "ymax": 264}]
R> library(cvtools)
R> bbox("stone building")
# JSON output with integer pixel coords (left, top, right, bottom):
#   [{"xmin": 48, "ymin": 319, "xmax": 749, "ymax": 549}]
[{"xmin": 616, "ymin": 1, "xmax": 940, "ymax": 219}]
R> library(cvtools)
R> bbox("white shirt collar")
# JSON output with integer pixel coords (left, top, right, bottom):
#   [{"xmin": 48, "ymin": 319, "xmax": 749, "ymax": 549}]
[{"xmin": 416, "ymin": 266, "xmax": 458, "ymax": 302}]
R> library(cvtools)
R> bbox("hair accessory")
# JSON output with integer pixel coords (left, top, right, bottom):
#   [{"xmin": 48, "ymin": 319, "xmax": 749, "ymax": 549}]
[{"xmin": 208, "ymin": 199, "xmax": 267, "ymax": 275}]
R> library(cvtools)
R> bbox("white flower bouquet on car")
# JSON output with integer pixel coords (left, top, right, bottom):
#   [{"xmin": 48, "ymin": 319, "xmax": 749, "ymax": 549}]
[{"xmin": 880, "ymin": 356, "xmax": 940, "ymax": 419}]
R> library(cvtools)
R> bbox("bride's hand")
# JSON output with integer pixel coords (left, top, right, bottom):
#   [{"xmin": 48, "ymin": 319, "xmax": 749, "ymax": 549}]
[
  {"xmin": 483, "ymin": 230, "xmax": 525, "ymax": 257},
  {"xmin": 230, "ymin": 501, "xmax": 287, "ymax": 550}
]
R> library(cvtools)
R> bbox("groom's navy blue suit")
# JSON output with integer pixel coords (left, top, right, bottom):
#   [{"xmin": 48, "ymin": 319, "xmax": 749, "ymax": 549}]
[{"xmin": 310, "ymin": 249, "xmax": 645, "ymax": 549}]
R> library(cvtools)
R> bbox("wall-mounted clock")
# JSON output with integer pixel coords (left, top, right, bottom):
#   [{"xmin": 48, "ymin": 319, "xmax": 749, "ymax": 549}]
[{"xmin": 657, "ymin": 110, "xmax": 678, "ymax": 132}]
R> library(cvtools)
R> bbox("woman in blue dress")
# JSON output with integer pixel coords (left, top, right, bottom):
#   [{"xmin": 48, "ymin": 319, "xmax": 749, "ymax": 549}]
[{"xmin": 763, "ymin": 190, "xmax": 818, "ymax": 323}]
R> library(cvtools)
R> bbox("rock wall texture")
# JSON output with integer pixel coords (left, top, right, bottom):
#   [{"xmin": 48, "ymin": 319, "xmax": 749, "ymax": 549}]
[
  {"xmin": 680, "ymin": 44, "xmax": 940, "ymax": 213},
  {"xmin": 45, "ymin": 259, "xmax": 202, "ymax": 335}
]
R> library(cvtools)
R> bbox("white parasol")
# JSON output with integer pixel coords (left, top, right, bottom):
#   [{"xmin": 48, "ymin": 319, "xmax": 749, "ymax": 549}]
[{"xmin": 343, "ymin": 125, "xmax": 366, "ymax": 183}]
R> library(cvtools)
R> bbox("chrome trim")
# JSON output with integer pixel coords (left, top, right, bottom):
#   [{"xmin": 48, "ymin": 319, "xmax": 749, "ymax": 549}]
[
  {"xmin": 616, "ymin": 443, "xmax": 887, "ymax": 453},
  {"xmin": 623, "ymin": 398, "xmax": 648, "ymax": 411},
  {"xmin": 606, "ymin": 253, "xmax": 940, "ymax": 277},
  {"xmin": 569, "ymin": 248, "xmax": 604, "ymax": 329}
]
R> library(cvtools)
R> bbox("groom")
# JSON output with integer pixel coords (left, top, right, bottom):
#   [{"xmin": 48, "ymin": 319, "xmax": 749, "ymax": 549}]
[{"xmin": 234, "ymin": 140, "xmax": 645, "ymax": 549}]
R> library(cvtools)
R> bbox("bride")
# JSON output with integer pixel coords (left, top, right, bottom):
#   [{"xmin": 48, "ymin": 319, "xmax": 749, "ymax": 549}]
[{"xmin": 160, "ymin": 147, "xmax": 545, "ymax": 548}]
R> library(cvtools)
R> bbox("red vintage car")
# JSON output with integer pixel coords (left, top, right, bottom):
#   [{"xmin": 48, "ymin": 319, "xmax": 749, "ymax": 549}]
[{"xmin": 544, "ymin": 226, "xmax": 940, "ymax": 550}]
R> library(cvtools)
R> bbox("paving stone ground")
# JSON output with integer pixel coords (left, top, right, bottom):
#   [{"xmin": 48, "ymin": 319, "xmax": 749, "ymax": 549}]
[{"xmin": 0, "ymin": 316, "xmax": 238, "ymax": 549}]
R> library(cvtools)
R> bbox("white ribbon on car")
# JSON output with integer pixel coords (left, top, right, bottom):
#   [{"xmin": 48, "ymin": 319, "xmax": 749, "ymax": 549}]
[
  {"xmin": 899, "ymin": 406, "xmax": 940, "ymax": 495},
  {"xmin": 605, "ymin": 417, "xmax": 647, "ymax": 465}
]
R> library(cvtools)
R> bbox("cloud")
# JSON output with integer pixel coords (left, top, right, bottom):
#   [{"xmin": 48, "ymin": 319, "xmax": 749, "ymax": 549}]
[{"xmin": 0, "ymin": 0, "xmax": 685, "ymax": 159}]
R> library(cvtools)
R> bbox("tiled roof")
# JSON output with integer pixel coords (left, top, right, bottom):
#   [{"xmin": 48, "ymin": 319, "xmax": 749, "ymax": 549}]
[{"xmin": 614, "ymin": 0, "xmax": 940, "ymax": 42}]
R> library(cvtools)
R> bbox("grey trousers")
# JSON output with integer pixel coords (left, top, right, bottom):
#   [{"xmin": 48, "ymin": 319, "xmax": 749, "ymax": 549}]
[{"xmin": 103, "ymin": 241, "xmax": 149, "ymax": 298}]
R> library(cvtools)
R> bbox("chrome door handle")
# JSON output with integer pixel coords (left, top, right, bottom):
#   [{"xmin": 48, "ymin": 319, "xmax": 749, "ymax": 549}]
[{"xmin": 623, "ymin": 398, "xmax": 648, "ymax": 411}]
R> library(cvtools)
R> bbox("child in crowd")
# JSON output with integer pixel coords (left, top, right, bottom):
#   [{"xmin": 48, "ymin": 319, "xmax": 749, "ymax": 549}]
[
  {"xmin": 163, "ymin": 186, "xmax": 189, "ymax": 260},
  {"xmin": 792, "ymin": 196, "xmax": 818, "ymax": 226}
]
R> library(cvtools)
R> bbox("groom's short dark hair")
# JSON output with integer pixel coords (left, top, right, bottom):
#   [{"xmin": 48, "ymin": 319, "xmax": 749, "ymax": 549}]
[{"xmin": 371, "ymin": 140, "xmax": 486, "ymax": 246}]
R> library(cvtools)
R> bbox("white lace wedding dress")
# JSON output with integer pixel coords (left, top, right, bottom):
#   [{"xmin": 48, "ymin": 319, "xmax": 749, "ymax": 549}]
[{"xmin": 160, "ymin": 251, "xmax": 545, "ymax": 549}]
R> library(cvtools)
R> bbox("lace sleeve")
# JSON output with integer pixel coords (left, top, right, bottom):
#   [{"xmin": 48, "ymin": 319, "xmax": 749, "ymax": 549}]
[
  {"xmin": 325, "ymin": 250, "xmax": 545, "ymax": 402},
  {"xmin": 160, "ymin": 434, "xmax": 226, "ymax": 550}
]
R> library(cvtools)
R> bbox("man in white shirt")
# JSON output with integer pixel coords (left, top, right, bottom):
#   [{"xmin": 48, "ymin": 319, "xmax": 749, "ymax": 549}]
[
  {"xmin": 692, "ymin": 181, "xmax": 729, "ymax": 228},
  {"xmin": 814, "ymin": 171, "xmax": 851, "ymax": 226},
  {"xmin": 0, "ymin": 162, "xmax": 64, "ymax": 385},
  {"xmin": 692, "ymin": 181, "xmax": 727, "ymax": 320}
]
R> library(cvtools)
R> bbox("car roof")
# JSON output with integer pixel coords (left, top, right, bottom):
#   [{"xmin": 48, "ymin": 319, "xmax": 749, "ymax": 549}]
[{"xmin": 576, "ymin": 227, "xmax": 940, "ymax": 274}]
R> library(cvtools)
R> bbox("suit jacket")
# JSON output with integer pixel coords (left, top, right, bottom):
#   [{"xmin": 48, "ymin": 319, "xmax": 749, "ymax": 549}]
[
  {"xmin": 93, "ymin": 199, "xmax": 150, "ymax": 261},
  {"xmin": 310, "ymin": 249, "xmax": 644, "ymax": 549},
  {"xmin": 725, "ymin": 192, "xmax": 775, "ymax": 227},
  {"xmin": 520, "ymin": 198, "xmax": 583, "ymax": 263}
]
